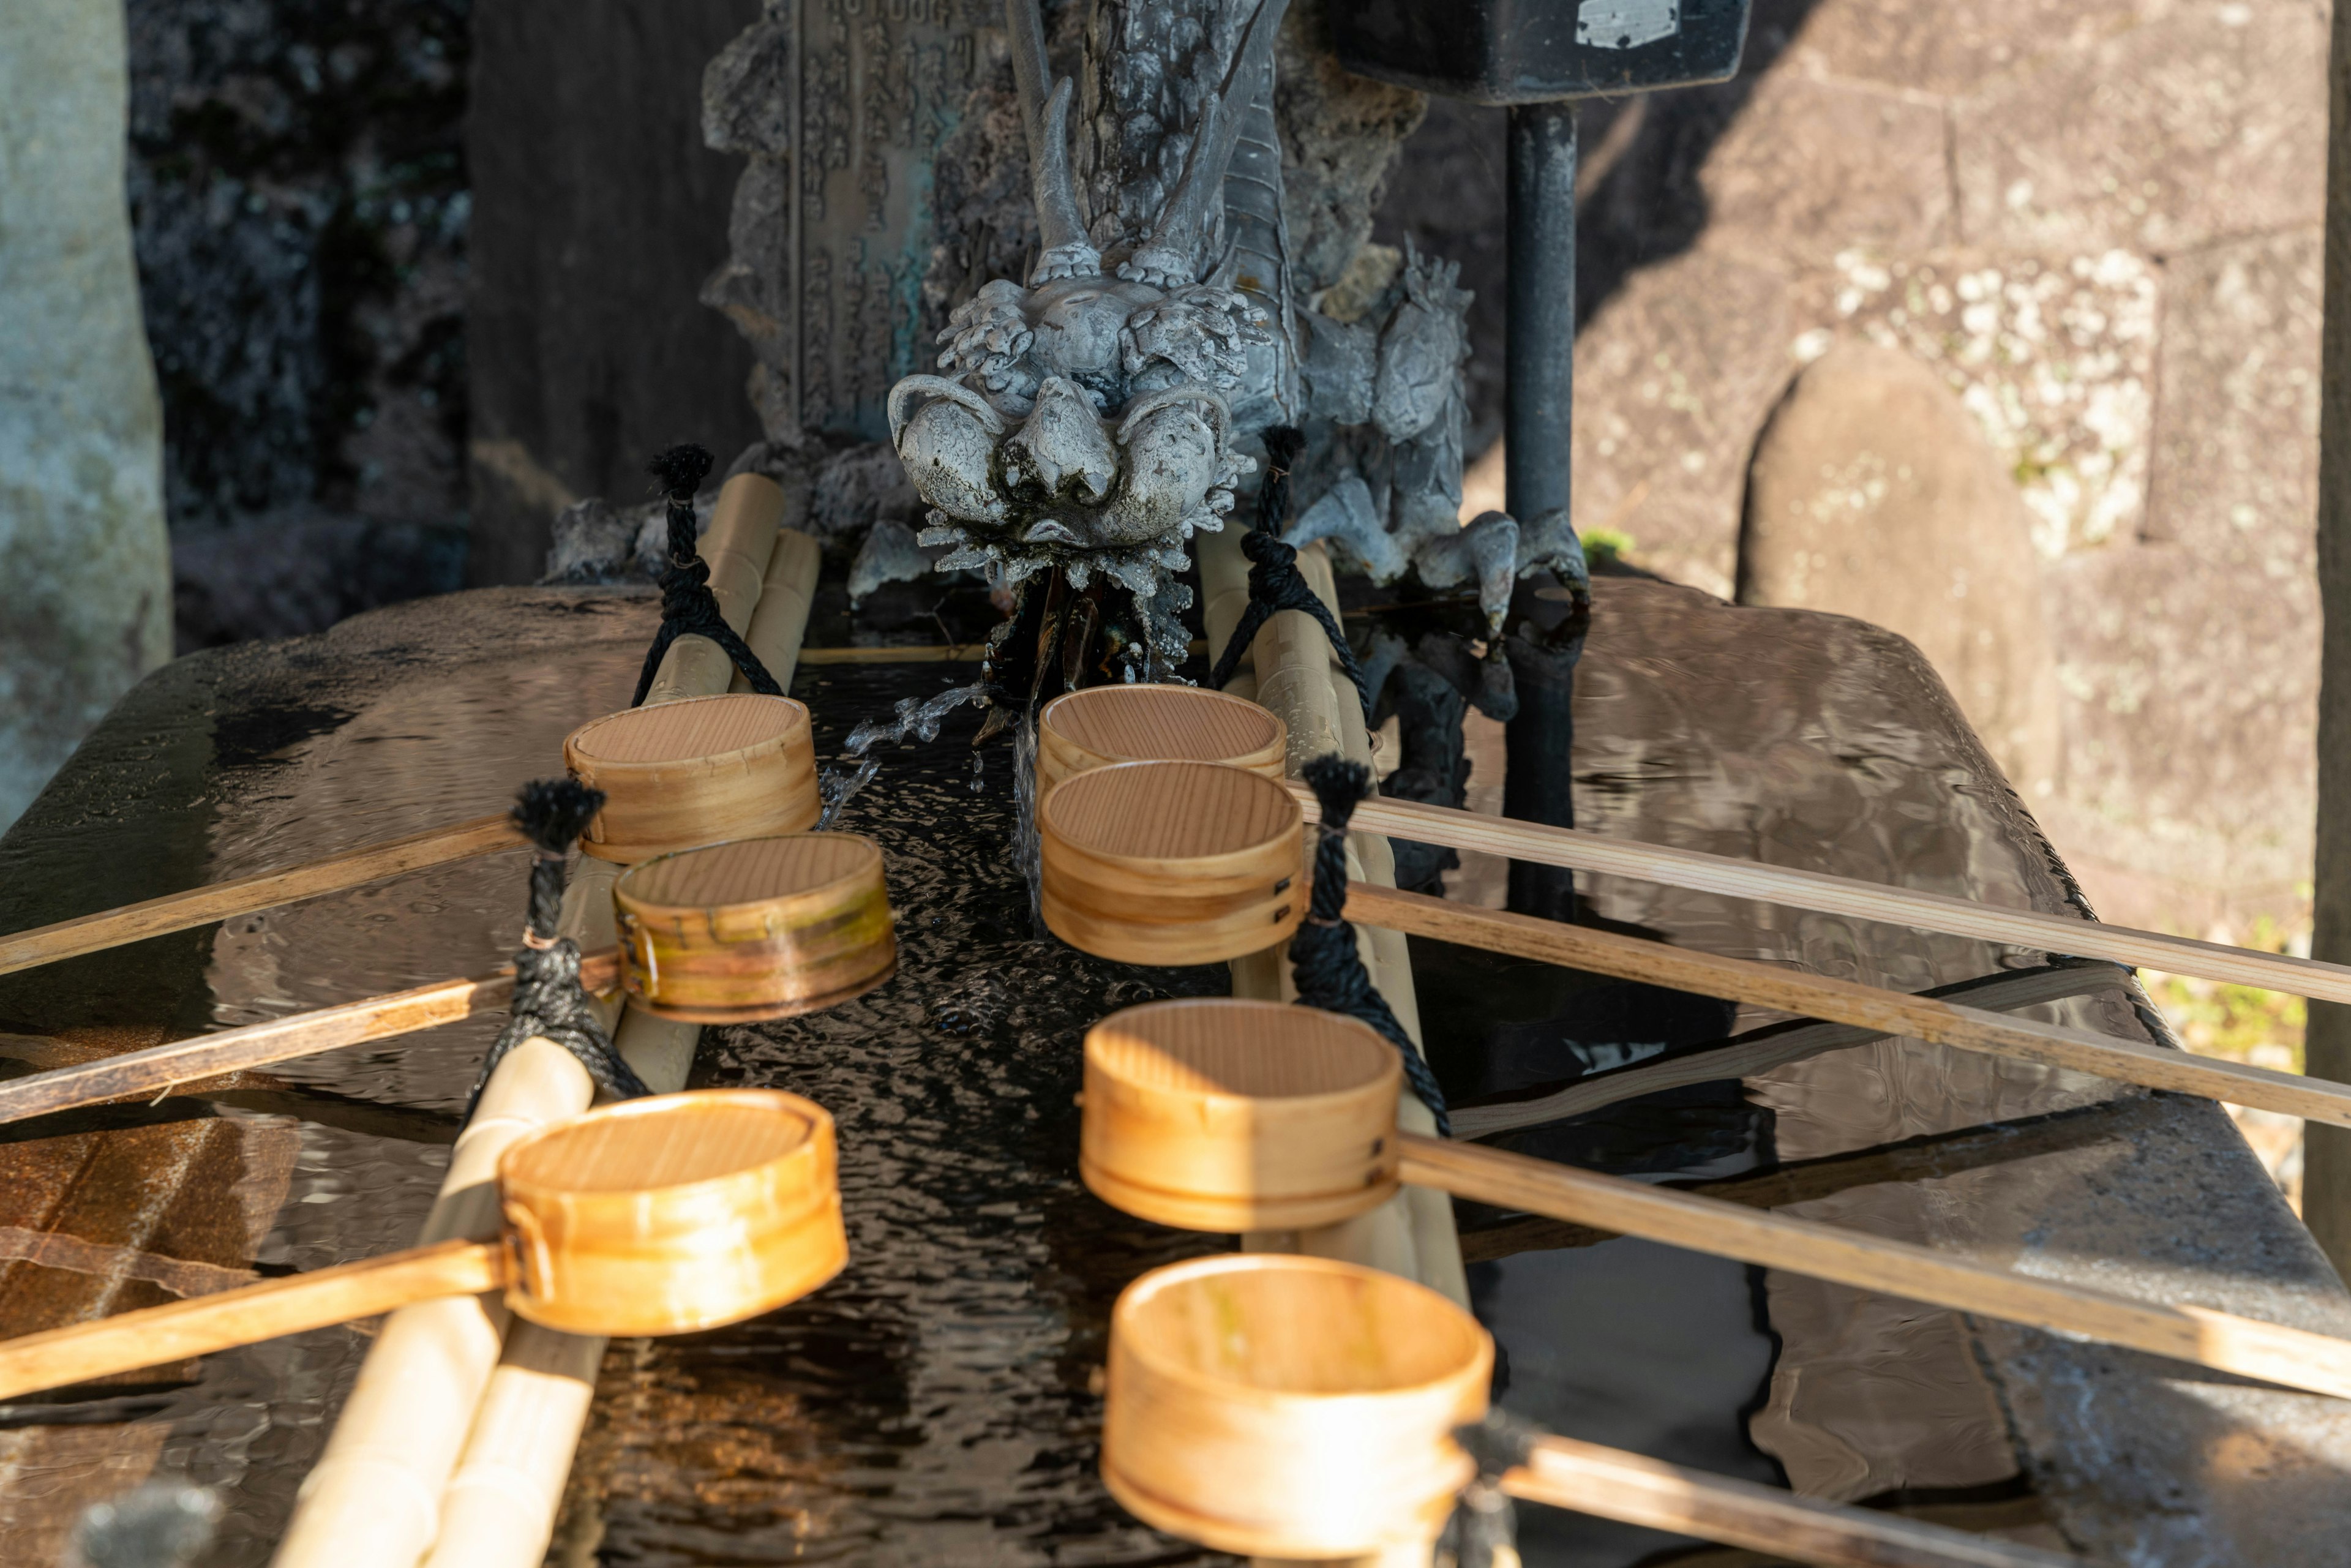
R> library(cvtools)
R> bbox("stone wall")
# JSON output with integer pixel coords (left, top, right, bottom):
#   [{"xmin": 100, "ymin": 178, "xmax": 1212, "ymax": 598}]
[{"xmin": 1392, "ymin": 0, "xmax": 2326, "ymax": 936}]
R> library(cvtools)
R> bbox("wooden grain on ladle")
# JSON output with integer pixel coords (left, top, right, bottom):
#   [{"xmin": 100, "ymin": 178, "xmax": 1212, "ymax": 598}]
[{"xmin": 0, "ymin": 1089, "xmax": 845, "ymax": 1402}]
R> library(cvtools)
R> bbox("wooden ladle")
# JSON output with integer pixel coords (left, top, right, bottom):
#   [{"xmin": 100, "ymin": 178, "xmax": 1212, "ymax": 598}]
[
  {"xmin": 0, "ymin": 832, "xmax": 898, "ymax": 1127},
  {"xmin": 0, "ymin": 691, "xmax": 821, "ymax": 978},
  {"xmin": 0, "ymin": 1089, "xmax": 844, "ymax": 1403},
  {"xmin": 1080, "ymin": 998, "xmax": 2351, "ymax": 1403},
  {"xmin": 1104, "ymin": 1251, "xmax": 2081, "ymax": 1568}
]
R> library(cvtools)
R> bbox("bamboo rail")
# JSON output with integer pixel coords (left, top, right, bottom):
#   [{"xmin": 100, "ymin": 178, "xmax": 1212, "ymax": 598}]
[
  {"xmin": 1302, "ymin": 786, "xmax": 2351, "ymax": 1003},
  {"xmin": 1400, "ymin": 1131, "xmax": 2351, "ymax": 1401},
  {"xmin": 272, "ymin": 475, "xmax": 800, "ymax": 1568},
  {"xmin": 0, "ymin": 951, "xmax": 621, "ymax": 1125},
  {"xmin": 0, "ymin": 814, "xmax": 525, "ymax": 978},
  {"xmin": 1502, "ymin": 1431, "xmax": 2082, "ymax": 1568},
  {"xmin": 1198, "ymin": 522, "xmax": 1468, "ymax": 1313},
  {"xmin": 426, "ymin": 503, "xmax": 826, "ymax": 1568},
  {"xmin": 1347, "ymin": 885, "xmax": 2351, "ymax": 1129}
]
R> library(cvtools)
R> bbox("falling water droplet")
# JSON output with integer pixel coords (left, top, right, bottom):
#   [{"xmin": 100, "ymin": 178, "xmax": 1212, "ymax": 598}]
[{"xmin": 970, "ymin": 752, "xmax": 985, "ymax": 793}]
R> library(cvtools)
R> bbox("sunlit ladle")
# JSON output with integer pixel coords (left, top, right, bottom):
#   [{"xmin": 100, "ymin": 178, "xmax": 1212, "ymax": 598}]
[
  {"xmin": 12, "ymin": 679, "xmax": 2345, "ymax": 1007},
  {"xmin": 0, "ymin": 832, "xmax": 897, "ymax": 1127},
  {"xmin": 1044, "ymin": 756, "xmax": 2351, "ymax": 1132},
  {"xmin": 0, "ymin": 691, "xmax": 821, "ymax": 980},
  {"xmin": 0, "ymin": 1090, "xmax": 844, "ymax": 1403},
  {"xmin": 1103, "ymin": 1252, "xmax": 2082, "ymax": 1568},
  {"xmin": 1079, "ymin": 998, "xmax": 2351, "ymax": 1403},
  {"xmin": 1035, "ymin": 683, "xmax": 1286, "ymax": 799},
  {"xmin": 1037, "ymin": 759, "xmax": 1305, "ymax": 966}
]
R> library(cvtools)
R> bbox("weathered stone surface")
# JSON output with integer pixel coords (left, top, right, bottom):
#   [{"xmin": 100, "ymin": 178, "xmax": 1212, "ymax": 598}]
[
  {"xmin": 1739, "ymin": 343, "xmax": 2061, "ymax": 795},
  {"xmin": 1697, "ymin": 70, "xmax": 1952, "ymax": 268},
  {"xmin": 1781, "ymin": 0, "xmax": 2147, "ymax": 98},
  {"xmin": 2143, "ymin": 228, "xmax": 2323, "ymax": 551},
  {"xmin": 1952, "ymin": 3, "xmax": 2327, "ymax": 258},
  {"xmin": 2042, "ymin": 538, "xmax": 2319, "ymax": 929},
  {"xmin": 0, "ymin": 0, "xmax": 174, "ymax": 831},
  {"xmin": 1795, "ymin": 249, "xmax": 2161, "ymax": 558},
  {"xmin": 1570, "ymin": 250, "xmax": 1794, "ymax": 597},
  {"xmin": 1273, "ymin": 0, "xmax": 1425, "ymax": 296}
]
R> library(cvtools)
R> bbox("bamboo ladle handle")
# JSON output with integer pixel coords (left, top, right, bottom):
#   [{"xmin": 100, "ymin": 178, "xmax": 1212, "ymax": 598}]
[
  {"xmin": 0, "ymin": 1239, "xmax": 506, "ymax": 1403},
  {"xmin": 0, "ymin": 1089, "xmax": 844, "ymax": 1404},
  {"xmin": 1501, "ymin": 1431, "xmax": 2083, "ymax": 1568},
  {"xmin": 0, "ymin": 814, "xmax": 524, "ymax": 979},
  {"xmin": 1296, "ymin": 783, "xmax": 2351, "ymax": 1005},
  {"xmin": 1344, "ymin": 882, "xmax": 2351, "ymax": 1130},
  {"xmin": 1396, "ymin": 1131, "xmax": 2351, "ymax": 1401},
  {"xmin": 0, "ymin": 948, "xmax": 623, "ymax": 1127}
]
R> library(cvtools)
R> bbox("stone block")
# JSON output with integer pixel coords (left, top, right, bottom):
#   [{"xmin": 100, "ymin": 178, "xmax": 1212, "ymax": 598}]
[
  {"xmin": 0, "ymin": 0, "xmax": 174, "ymax": 832},
  {"xmin": 1780, "ymin": 0, "xmax": 2148, "ymax": 99},
  {"xmin": 2142, "ymin": 227, "xmax": 2322, "ymax": 552},
  {"xmin": 2041, "ymin": 538, "xmax": 2317, "ymax": 928},
  {"xmin": 1738, "ymin": 343, "xmax": 2061, "ymax": 796},
  {"xmin": 1696, "ymin": 70, "xmax": 1954, "ymax": 268},
  {"xmin": 1570, "ymin": 250, "xmax": 1794, "ymax": 596},
  {"xmin": 1952, "ymin": 3, "xmax": 2325, "ymax": 257}
]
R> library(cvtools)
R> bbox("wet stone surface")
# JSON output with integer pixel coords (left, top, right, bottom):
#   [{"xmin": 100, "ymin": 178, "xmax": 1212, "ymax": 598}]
[{"xmin": 0, "ymin": 579, "xmax": 2339, "ymax": 1564}]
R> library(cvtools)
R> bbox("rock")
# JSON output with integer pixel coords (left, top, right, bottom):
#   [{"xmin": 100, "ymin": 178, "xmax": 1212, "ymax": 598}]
[
  {"xmin": 0, "ymin": 0, "xmax": 173, "ymax": 831},
  {"xmin": 1570, "ymin": 249, "xmax": 1794, "ymax": 598},
  {"xmin": 1738, "ymin": 343, "xmax": 2060, "ymax": 797},
  {"xmin": 1697, "ymin": 69, "xmax": 1952, "ymax": 268},
  {"xmin": 1950, "ymin": 2, "xmax": 2326, "ymax": 257},
  {"xmin": 811, "ymin": 442, "xmax": 924, "ymax": 544}
]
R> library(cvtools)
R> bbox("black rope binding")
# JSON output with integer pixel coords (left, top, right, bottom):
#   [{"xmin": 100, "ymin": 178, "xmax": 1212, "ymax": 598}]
[
  {"xmin": 465, "ymin": 779, "xmax": 653, "ymax": 1116},
  {"xmin": 1289, "ymin": 754, "xmax": 1450, "ymax": 1135},
  {"xmin": 1441, "ymin": 1409, "xmax": 1540, "ymax": 1568},
  {"xmin": 629, "ymin": 444, "xmax": 786, "ymax": 707},
  {"xmin": 1207, "ymin": 428, "xmax": 1371, "ymax": 719}
]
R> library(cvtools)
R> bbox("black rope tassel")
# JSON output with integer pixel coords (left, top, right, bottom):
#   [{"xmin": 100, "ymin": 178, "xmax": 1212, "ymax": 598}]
[
  {"xmin": 466, "ymin": 779, "xmax": 653, "ymax": 1115},
  {"xmin": 1441, "ymin": 1409, "xmax": 1539, "ymax": 1568},
  {"xmin": 1207, "ymin": 428, "xmax": 1371, "ymax": 718},
  {"xmin": 629, "ymin": 444, "xmax": 786, "ymax": 707},
  {"xmin": 1289, "ymin": 754, "xmax": 1450, "ymax": 1135}
]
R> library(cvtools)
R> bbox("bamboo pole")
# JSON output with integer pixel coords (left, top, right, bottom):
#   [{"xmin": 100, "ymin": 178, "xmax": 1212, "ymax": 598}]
[
  {"xmin": 1348, "ymin": 883, "xmax": 2351, "ymax": 1130},
  {"xmin": 0, "ymin": 815, "xmax": 525, "ymax": 978},
  {"xmin": 0, "ymin": 950, "xmax": 621, "ymax": 1125},
  {"xmin": 1299, "ymin": 787, "xmax": 2351, "ymax": 1005},
  {"xmin": 274, "ymin": 472, "xmax": 792, "ymax": 1568},
  {"xmin": 419, "ymin": 506, "xmax": 823, "ymax": 1568},
  {"xmin": 1449, "ymin": 961, "xmax": 2127, "ymax": 1140},
  {"xmin": 1501, "ymin": 1431, "xmax": 2082, "ymax": 1568},
  {"xmin": 643, "ymin": 476, "xmax": 786, "ymax": 704},
  {"xmin": 1399, "ymin": 1130, "xmax": 2351, "ymax": 1401},
  {"xmin": 1198, "ymin": 523, "xmax": 1467, "ymax": 1310}
]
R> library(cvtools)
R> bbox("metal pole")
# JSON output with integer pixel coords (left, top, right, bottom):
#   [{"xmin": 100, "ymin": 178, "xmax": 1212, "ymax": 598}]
[
  {"xmin": 1502, "ymin": 100, "xmax": 1584, "ymax": 922},
  {"xmin": 1504, "ymin": 100, "xmax": 1578, "ymax": 530}
]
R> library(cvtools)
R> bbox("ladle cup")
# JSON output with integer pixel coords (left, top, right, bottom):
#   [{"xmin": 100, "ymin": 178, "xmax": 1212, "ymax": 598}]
[
  {"xmin": 1103, "ymin": 1252, "xmax": 2082, "ymax": 1568},
  {"xmin": 0, "ymin": 1089, "xmax": 845, "ymax": 1402},
  {"xmin": 1079, "ymin": 998, "xmax": 2351, "ymax": 1404}
]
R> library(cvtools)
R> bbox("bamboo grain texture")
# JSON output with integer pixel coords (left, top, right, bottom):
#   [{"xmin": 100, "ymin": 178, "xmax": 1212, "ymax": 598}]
[
  {"xmin": 1400, "ymin": 1132, "xmax": 2351, "ymax": 1401},
  {"xmin": 1348, "ymin": 885, "xmax": 2351, "ymax": 1130},
  {"xmin": 0, "ymin": 1239, "xmax": 504, "ymax": 1403},
  {"xmin": 0, "ymin": 812, "xmax": 525, "ymax": 978},
  {"xmin": 1305, "ymin": 787, "xmax": 2351, "ymax": 1003},
  {"xmin": 1502, "ymin": 1433, "xmax": 2084, "ymax": 1567},
  {"xmin": 0, "ymin": 948, "xmax": 621, "ymax": 1126}
]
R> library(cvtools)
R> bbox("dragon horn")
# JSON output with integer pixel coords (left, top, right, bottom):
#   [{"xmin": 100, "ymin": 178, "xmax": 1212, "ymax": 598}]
[
  {"xmin": 1004, "ymin": 0, "xmax": 1098, "ymax": 280},
  {"xmin": 1122, "ymin": 0, "xmax": 1292, "ymax": 287}
]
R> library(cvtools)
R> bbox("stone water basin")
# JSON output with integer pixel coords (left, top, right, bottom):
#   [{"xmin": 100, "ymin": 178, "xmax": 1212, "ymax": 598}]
[{"xmin": 0, "ymin": 577, "xmax": 2340, "ymax": 1564}]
